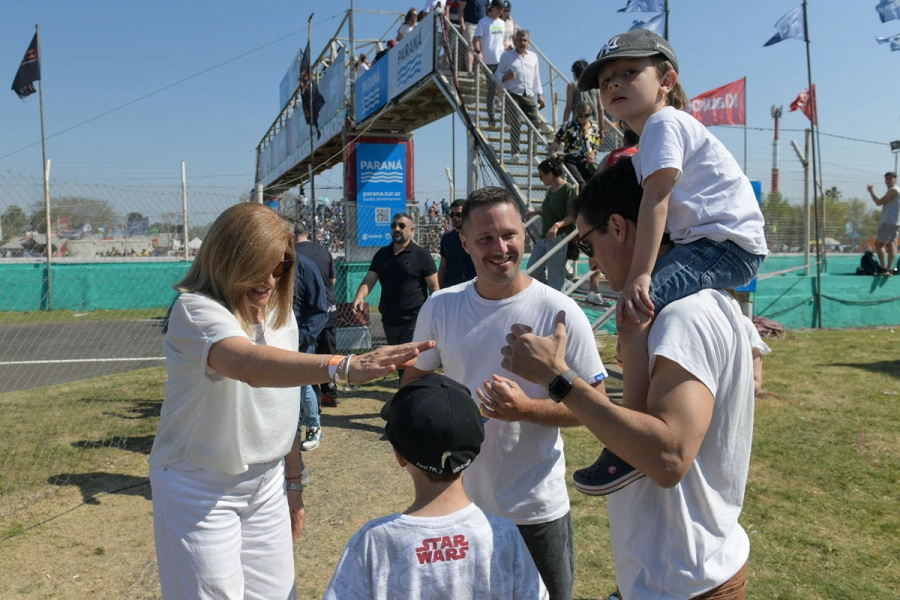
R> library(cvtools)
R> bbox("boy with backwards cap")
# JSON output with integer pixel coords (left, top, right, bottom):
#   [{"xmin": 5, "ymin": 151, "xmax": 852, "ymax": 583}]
[{"xmin": 323, "ymin": 373, "xmax": 547, "ymax": 599}]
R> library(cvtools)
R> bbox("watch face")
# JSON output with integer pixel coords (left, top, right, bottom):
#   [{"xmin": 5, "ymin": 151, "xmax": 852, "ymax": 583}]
[{"xmin": 549, "ymin": 375, "xmax": 572, "ymax": 402}]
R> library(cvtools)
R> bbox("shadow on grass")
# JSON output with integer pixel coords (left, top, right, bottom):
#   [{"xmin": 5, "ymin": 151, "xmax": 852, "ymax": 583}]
[
  {"xmin": 48, "ymin": 472, "xmax": 151, "ymax": 504},
  {"xmin": 318, "ymin": 387, "xmax": 396, "ymax": 436},
  {"xmin": 71, "ymin": 434, "xmax": 155, "ymax": 455},
  {"xmin": 830, "ymin": 359, "xmax": 900, "ymax": 379}
]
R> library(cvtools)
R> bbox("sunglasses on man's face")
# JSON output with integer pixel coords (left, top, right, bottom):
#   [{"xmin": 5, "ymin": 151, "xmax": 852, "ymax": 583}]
[
  {"xmin": 271, "ymin": 256, "xmax": 295, "ymax": 278},
  {"xmin": 450, "ymin": 212, "xmax": 463, "ymax": 218},
  {"xmin": 391, "ymin": 222, "xmax": 409, "ymax": 229},
  {"xmin": 574, "ymin": 223, "xmax": 604, "ymax": 258}
]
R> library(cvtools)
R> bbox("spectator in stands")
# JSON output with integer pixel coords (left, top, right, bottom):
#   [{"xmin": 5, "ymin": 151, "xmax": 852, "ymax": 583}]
[
  {"xmin": 548, "ymin": 100, "xmax": 603, "ymax": 190},
  {"xmin": 585, "ymin": 125, "xmax": 640, "ymax": 305},
  {"xmin": 867, "ymin": 172, "xmax": 900, "ymax": 275},
  {"xmin": 526, "ymin": 155, "xmax": 577, "ymax": 291},
  {"xmin": 472, "ymin": 0, "xmax": 506, "ymax": 126},
  {"xmin": 148, "ymin": 203, "xmax": 433, "ymax": 599},
  {"xmin": 356, "ymin": 53, "xmax": 370, "ymax": 78},
  {"xmin": 397, "ymin": 8, "xmax": 419, "ymax": 41},
  {"xmin": 372, "ymin": 39, "xmax": 396, "ymax": 66},
  {"xmin": 445, "ymin": 0, "xmax": 461, "ymax": 27},
  {"xmin": 438, "ymin": 200, "xmax": 477, "ymax": 287},
  {"xmin": 500, "ymin": 1, "xmax": 516, "ymax": 50},
  {"xmin": 459, "ymin": 0, "xmax": 488, "ymax": 71},
  {"xmin": 420, "ymin": 0, "xmax": 446, "ymax": 18},
  {"xmin": 563, "ymin": 59, "xmax": 601, "ymax": 124},
  {"xmin": 496, "ymin": 29, "xmax": 544, "ymax": 156}
]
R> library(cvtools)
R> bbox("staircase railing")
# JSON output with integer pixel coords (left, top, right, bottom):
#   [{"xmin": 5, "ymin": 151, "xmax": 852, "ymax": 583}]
[{"xmin": 431, "ymin": 14, "xmax": 602, "ymax": 299}]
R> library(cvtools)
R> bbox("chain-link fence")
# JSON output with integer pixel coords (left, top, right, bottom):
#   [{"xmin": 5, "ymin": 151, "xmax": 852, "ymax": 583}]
[{"xmin": 0, "ymin": 170, "xmax": 242, "ymax": 528}]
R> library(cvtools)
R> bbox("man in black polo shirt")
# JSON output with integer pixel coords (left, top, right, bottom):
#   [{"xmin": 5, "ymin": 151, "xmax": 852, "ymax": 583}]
[{"xmin": 352, "ymin": 213, "xmax": 439, "ymax": 378}]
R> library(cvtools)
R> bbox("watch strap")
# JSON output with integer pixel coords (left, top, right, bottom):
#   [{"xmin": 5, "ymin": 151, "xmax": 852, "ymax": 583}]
[{"xmin": 286, "ymin": 481, "xmax": 305, "ymax": 492}]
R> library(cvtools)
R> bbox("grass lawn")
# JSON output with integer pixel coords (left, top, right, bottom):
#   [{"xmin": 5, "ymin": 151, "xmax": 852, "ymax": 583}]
[{"xmin": 0, "ymin": 327, "xmax": 898, "ymax": 598}]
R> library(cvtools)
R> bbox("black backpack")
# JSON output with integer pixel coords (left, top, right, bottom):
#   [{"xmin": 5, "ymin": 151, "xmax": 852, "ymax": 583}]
[{"xmin": 857, "ymin": 251, "xmax": 880, "ymax": 275}]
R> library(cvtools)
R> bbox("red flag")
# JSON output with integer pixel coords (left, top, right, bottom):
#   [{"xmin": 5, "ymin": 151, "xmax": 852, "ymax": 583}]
[
  {"xmin": 687, "ymin": 78, "xmax": 745, "ymax": 126},
  {"xmin": 789, "ymin": 84, "xmax": 817, "ymax": 126}
]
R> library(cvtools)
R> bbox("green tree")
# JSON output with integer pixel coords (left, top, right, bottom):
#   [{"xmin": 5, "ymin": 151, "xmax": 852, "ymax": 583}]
[
  {"xmin": 1, "ymin": 205, "xmax": 31, "ymax": 243},
  {"xmin": 29, "ymin": 196, "xmax": 117, "ymax": 234}
]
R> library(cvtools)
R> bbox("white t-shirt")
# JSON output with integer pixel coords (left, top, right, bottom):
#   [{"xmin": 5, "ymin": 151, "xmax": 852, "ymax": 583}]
[
  {"xmin": 633, "ymin": 106, "xmax": 768, "ymax": 256},
  {"xmin": 148, "ymin": 293, "xmax": 301, "ymax": 476},
  {"xmin": 607, "ymin": 290, "xmax": 754, "ymax": 599},
  {"xmin": 503, "ymin": 17, "xmax": 517, "ymax": 49},
  {"xmin": 324, "ymin": 503, "xmax": 548, "ymax": 599},
  {"xmin": 473, "ymin": 16, "xmax": 507, "ymax": 64},
  {"xmin": 413, "ymin": 279, "xmax": 607, "ymax": 524},
  {"xmin": 421, "ymin": 0, "xmax": 445, "ymax": 13},
  {"xmin": 880, "ymin": 185, "xmax": 900, "ymax": 226}
]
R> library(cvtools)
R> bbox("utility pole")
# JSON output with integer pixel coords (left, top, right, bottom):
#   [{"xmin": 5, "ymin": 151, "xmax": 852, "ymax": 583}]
[
  {"xmin": 771, "ymin": 105, "xmax": 782, "ymax": 194},
  {"xmin": 891, "ymin": 140, "xmax": 900, "ymax": 175}
]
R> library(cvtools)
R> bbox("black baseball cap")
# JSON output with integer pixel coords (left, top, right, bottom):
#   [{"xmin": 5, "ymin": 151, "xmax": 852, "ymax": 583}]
[
  {"xmin": 577, "ymin": 29, "xmax": 679, "ymax": 92},
  {"xmin": 381, "ymin": 373, "xmax": 484, "ymax": 475}
]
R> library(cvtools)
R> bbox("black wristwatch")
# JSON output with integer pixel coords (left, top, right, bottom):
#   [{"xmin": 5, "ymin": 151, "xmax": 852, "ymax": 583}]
[{"xmin": 548, "ymin": 369, "xmax": 579, "ymax": 403}]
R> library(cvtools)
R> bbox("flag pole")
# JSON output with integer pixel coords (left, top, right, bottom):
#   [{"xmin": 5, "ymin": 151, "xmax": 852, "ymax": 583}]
[
  {"xmin": 307, "ymin": 13, "xmax": 316, "ymax": 245},
  {"xmin": 664, "ymin": 0, "xmax": 670, "ymax": 39},
  {"xmin": 802, "ymin": 0, "xmax": 822, "ymax": 328},
  {"xmin": 743, "ymin": 77, "xmax": 748, "ymax": 173},
  {"xmin": 35, "ymin": 24, "xmax": 53, "ymax": 310}
]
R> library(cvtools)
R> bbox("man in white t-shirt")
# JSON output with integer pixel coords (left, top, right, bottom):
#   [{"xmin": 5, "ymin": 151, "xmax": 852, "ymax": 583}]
[
  {"xmin": 501, "ymin": 159, "xmax": 756, "ymax": 599},
  {"xmin": 867, "ymin": 171, "xmax": 900, "ymax": 275},
  {"xmin": 324, "ymin": 373, "xmax": 547, "ymax": 599},
  {"xmin": 472, "ymin": 0, "xmax": 506, "ymax": 125},
  {"xmin": 405, "ymin": 186, "xmax": 607, "ymax": 600}
]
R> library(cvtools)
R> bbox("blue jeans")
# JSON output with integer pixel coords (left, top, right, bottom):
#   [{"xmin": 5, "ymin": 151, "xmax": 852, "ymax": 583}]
[
  {"xmin": 517, "ymin": 512, "xmax": 575, "ymax": 600},
  {"xmin": 299, "ymin": 346, "xmax": 320, "ymax": 430},
  {"xmin": 650, "ymin": 238, "xmax": 765, "ymax": 312},
  {"xmin": 528, "ymin": 236, "xmax": 568, "ymax": 291}
]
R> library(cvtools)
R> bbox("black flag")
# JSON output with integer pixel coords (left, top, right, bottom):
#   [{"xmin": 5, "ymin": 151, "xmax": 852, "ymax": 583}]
[
  {"xmin": 11, "ymin": 33, "xmax": 40, "ymax": 99},
  {"xmin": 298, "ymin": 43, "xmax": 325, "ymax": 127}
]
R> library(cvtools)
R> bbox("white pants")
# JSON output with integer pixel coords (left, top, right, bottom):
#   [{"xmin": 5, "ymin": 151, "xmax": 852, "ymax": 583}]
[{"xmin": 150, "ymin": 459, "xmax": 297, "ymax": 600}]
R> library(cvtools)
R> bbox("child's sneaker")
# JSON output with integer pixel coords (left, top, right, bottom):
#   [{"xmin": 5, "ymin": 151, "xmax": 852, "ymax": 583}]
[
  {"xmin": 573, "ymin": 448, "xmax": 645, "ymax": 495},
  {"xmin": 586, "ymin": 291, "xmax": 604, "ymax": 305}
]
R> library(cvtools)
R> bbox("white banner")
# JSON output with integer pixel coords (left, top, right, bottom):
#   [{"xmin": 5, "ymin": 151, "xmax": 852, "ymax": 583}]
[{"xmin": 389, "ymin": 11, "xmax": 435, "ymax": 100}]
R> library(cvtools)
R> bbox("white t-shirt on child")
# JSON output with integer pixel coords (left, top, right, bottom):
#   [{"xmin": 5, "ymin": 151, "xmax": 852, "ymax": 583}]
[
  {"xmin": 634, "ymin": 106, "xmax": 768, "ymax": 256},
  {"xmin": 323, "ymin": 503, "xmax": 548, "ymax": 599}
]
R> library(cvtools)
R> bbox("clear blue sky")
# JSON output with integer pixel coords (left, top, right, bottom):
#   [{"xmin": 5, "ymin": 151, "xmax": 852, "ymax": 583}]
[{"xmin": 2, "ymin": 0, "xmax": 898, "ymax": 215}]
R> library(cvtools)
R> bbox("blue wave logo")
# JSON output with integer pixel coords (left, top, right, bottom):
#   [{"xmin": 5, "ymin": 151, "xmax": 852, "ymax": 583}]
[
  {"xmin": 361, "ymin": 172, "xmax": 404, "ymax": 184},
  {"xmin": 397, "ymin": 55, "xmax": 422, "ymax": 86},
  {"xmin": 361, "ymin": 90, "xmax": 382, "ymax": 115}
]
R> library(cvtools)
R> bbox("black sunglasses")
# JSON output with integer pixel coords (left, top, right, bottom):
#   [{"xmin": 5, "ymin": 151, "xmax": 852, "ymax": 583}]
[
  {"xmin": 450, "ymin": 212, "xmax": 463, "ymax": 217},
  {"xmin": 271, "ymin": 256, "xmax": 295, "ymax": 278},
  {"xmin": 574, "ymin": 223, "xmax": 604, "ymax": 258},
  {"xmin": 391, "ymin": 222, "xmax": 408, "ymax": 229}
]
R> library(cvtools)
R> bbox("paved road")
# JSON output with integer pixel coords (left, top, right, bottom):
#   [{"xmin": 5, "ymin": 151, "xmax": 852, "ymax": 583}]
[
  {"xmin": 0, "ymin": 319, "xmax": 168, "ymax": 393},
  {"xmin": 0, "ymin": 316, "xmax": 391, "ymax": 394}
]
